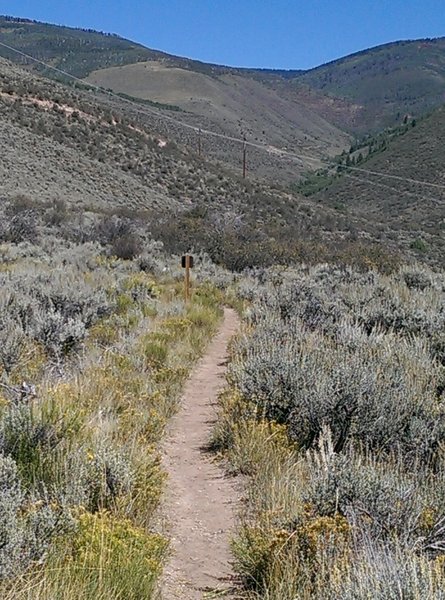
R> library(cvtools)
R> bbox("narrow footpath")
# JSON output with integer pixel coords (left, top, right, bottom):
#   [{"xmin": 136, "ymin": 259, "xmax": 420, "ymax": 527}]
[{"xmin": 161, "ymin": 308, "xmax": 241, "ymax": 599}]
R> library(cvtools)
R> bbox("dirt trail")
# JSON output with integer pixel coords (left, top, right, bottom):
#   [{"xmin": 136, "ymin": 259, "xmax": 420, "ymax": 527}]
[{"xmin": 161, "ymin": 308, "xmax": 240, "ymax": 599}]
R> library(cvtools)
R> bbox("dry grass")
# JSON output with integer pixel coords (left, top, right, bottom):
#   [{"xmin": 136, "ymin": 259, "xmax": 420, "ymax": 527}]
[{"xmin": 0, "ymin": 238, "xmax": 223, "ymax": 598}]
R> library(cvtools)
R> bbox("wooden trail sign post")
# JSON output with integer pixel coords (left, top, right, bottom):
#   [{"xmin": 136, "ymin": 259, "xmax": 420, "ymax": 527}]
[{"xmin": 182, "ymin": 254, "xmax": 194, "ymax": 302}]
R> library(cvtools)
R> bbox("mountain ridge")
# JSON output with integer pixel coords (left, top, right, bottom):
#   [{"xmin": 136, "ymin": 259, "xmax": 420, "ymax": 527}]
[
  {"xmin": 2, "ymin": 15, "xmax": 445, "ymax": 141},
  {"xmin": 2, "ymin": 14, "xmax": 444, "ymax": 76}
]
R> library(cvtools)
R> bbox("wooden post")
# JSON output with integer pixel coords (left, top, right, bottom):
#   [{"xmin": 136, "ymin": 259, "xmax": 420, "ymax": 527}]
[
  {"xmin": 242, "ymin": 136, "xmax": 247, "ymax": 179},
  {"xmin": 182, "ymin": 255, "xmax": 193, "ymax": 302},
  {"xmin": 198, "ymin": 128, "xmax": 202, "ymax": 157},
  {"xmin": 185, "ymin": 255, "xmax": 191, "ymax": 302}
]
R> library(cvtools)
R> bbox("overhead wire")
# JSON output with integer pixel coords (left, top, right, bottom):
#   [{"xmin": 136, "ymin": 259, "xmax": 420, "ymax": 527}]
[
  {"xmin": 0, "ymin": 38, "xmax": 251, "ymax": 143},
  {"xmin": 342, "ymin": 173, "xmax": 442, "ymax": 206},
  {"xmin": 0, "ymin": 38, "xmax": 444, "ymax": 200},
  {"xmin": 337, "ymin": 163, "xmax": 445, "ymax": 192}
]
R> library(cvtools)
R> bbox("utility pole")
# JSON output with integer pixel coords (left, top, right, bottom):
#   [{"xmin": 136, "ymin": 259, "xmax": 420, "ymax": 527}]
[{"xmin": 242, "ymin": 136, "xmax": 247, "ymax": 179}]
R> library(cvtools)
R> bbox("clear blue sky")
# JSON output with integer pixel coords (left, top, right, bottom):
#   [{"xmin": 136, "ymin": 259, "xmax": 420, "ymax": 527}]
[{"xmin": 1, "ymin": 0, "xmax": 445, "ymax": 69}]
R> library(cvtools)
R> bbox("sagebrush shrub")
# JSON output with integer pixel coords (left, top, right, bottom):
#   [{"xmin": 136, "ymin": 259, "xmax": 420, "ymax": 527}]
[
  {"xmin": 230, "ymin": 265, "xmax": 445, "ymax": 460},
  {"xmin": 0, "ymin": 264, "xmax": 112, "ymax": 361},
  {"xmin": 304, "ymin": 433, "xmax": 431, "ymax": 545},
  {"xmin": 228, "ymin": 262, "xmax": 445, "ymax": 598},
  {"xmin": 0, "ymin": 317, "xmax": 26, "ymax": 374},
  {"xmin": 0, "ymin": 454, "xmax": 72, "ymax": 579},
  {"xmin": 335, "ymin": 541, "xmax": 445, "ymax": 600},
  {"xmin": 75, "ymin": 444, "xmax": 134, "ymax": 512}
]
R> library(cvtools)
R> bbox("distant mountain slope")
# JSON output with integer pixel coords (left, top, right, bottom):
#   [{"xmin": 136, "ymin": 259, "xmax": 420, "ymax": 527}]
[
  {"xmin": 313, "ymin": 105, "xmax": 445, "ymax": 266},
  {"xmin": 0, "ymin": 15, "xmax": 169, "ymax": 77},
  {"xmin": 3, "ymin": 16, "xmax": 445, "ymax": 164},
  {"xmin": 85, "ymin": 61, "xmax": 350, "ymax": 164},
  {"xmin": 0, "ymin": 16, "xmax": 351, "ymax": 180},
  {"xmin": 296, "ymin": 38, "xmax": 445, "ymax": 132},
  {"xmin": 0, "ymin": 17, "xmax": 443, "ymax": 269},
  {"xmin": 0, "ymin": 57, "xmax": 335, "ymax": 232},
  {"xmin": 0, "ymin": 55, "xmax": 414, "ymax": 271},
  {"xmin": 0, "ymin": 56, "xmax": 272, "ymax": 216}
]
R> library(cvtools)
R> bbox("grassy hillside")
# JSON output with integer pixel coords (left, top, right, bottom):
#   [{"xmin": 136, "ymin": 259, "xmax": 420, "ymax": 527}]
[
  {"xmin": 0, "ymin": 54, "xmax": 291, "ymax": 216},
  {"xmin": 0, "ymin": 33, "xmax": 442, "ymax": 270},
  {"xmin": 0, "ymin": 15, "xmax": 354, "ymax": 177},
  {"xmin": 85, "ymin": 60, "xmax": 350, "ymax": 169},
  {"xmin": 0, "ymin": 15, "xmax": 350, "ymax": 181}
]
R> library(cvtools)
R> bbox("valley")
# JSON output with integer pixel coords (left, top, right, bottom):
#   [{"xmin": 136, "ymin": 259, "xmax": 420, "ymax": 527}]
[{"xmin": 0, "ymin": 12, "xmax": 443, "ymax": 600}]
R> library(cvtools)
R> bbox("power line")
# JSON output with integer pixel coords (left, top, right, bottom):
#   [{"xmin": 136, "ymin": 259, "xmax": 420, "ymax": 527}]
[
  {"xmin": 0, "ymin": 39, "xmax": 197, "ymax": 128},
  {"xmin": 0, "ymin": 38, "xmax": 267, "ymax": 147},
  {"xmin": 338, "ymin": 163, "xmax": 445, "ymax": 192},
  {"xmin": 343, "ymin": 173, "xmax": 442, "ymax": 206},
  {"xmin": 0, "ymin": 38, "xmax": 445, "ymax": 197}
]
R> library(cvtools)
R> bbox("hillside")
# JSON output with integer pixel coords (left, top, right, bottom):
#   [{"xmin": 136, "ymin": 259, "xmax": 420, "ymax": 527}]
[
  {"xmin": 2, "ymin": 18, "xmax": 445, "ymax": 140},
  {"xmin": 0, "ymin": 18, "xmax": 443, "ymax": 270},
  {"xmin": 1, "ymin": 54, "xmax": 389, "ymax": 271},
  {"xmin": 0, "ymin": 15, "xmax": 351, "ymax": 178},
  {"xmin": 0, "ymin": 15, "xmax": 170, "ymax": 77},
  {"xmin": 3, "ymin": 16, "xmax": 445, "ymax": 172},
  {"xmin": 85, "ymin": 61, "xmax": 349, "ymax": 168},
  {"xmin": 312, "ymin": 106, "xmax": 445, "ymax": 266},
  {"xmin": 296, "ymin": 38, "xmax": 445, "ymax": 132}
]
